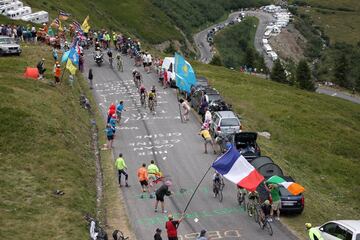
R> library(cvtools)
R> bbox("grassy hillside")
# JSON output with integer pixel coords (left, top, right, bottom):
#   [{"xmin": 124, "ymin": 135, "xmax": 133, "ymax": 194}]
[
  {"xmin": 291, "ymin": 0, "xmax": 360, "ymax": 45},
  {"xmin": 0, "ymin": 44, "xmax": 96, "ymax": 239},
  {"xmin": 21, "ymin": 0, "xmax": 182, "ymax": 44},
  {"xmin": 214, "ymin": 17, "xmax": 267, "ymax": 70},
  {"xmin": 289, "ymin": 0, "xmax": 360, "ymax": 90},
  {"xmin": 151, "ymin": 0, "xmax": 271, "ymax": 36},
  {"xmin": 191, "ymin": 62, "xmax": 360, "ymax": 237}
]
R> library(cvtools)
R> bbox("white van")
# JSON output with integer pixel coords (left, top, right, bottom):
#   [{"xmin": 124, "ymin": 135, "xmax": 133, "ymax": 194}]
[
  {"xmin": 21, "ymin": 11, "xmax": 48, "ymax": 24},
  {"xmin": 0, "ymin": 0, "xmax": 17, "ymax": 6},
  {"xmin": 263, "ymin": 44, "xmax": 272, "ymax": 54},
  {"xmin": 6, "ymin": 6, "xmax": 31, "ymax": 19},
  {"xmin": 161, "ymin": 57, "xmax": 191, "ymax": 88},
  {"xmin": 264, "ymin": 29, "xmax": 272, "ymax": 39},
  {"xmin": 268, "ymin": 51, "xmax": 278, "ymax": 61},
  {"xmin": 0, "ymin": 1, "xmax": 22, "ymax": 15}
]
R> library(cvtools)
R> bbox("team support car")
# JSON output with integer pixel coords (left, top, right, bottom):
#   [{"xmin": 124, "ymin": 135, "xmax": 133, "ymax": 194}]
[
  {"xmin": 210, "ymin": 111, "xmax": 241, "ymax": 138},
  {"xmin": 0, "ymin": 36, "xmax": 21, "ymax": 56},
  {"xmin": 256, "ymin": 175, "xmax": 304, "ymax": 214},
  {"xmin": 190, "ymin": 87, "xmax": 221, "ymax": 115},
  {"xmin": 306, "ymin": 220, "xmax": 360, "ymax": 240},
  {"xmin": 217, "ymin": 132, "xmax": 261, "ymax": 159}
]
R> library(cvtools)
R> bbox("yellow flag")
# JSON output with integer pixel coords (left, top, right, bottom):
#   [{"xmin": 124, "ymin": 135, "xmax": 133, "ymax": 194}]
[
  {"xmin": 58, "ymin": 20, "xmax": 63, "ymax": 32},
  {"xmin": 81, "ymin": 15, "xmax": 91, "ymax": 33},
  {"xmin": 66, "ymin": 59, "xmax": 77, "ymax": 75}
]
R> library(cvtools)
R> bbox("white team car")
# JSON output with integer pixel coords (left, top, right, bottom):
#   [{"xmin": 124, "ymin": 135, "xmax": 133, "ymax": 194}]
[{"xmin": 308, "ymin": 220, "xmax": 360, "ymax": 240}]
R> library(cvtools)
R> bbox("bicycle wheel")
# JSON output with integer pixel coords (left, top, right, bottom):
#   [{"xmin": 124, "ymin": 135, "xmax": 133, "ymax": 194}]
[
  {"xmin": 265, "ymin": 220, "xmax": 273, "ymax": 236},
  {"xmin": 247, "ymin": 202, "xmax": 253, "ymax": 217},
  {"xmin": 254, "ymin": 206, "xmax": 260, "ymax": 223},
  {"xmin": 218, "ymin": 189, "xmax": 223, "ymax": 202}
]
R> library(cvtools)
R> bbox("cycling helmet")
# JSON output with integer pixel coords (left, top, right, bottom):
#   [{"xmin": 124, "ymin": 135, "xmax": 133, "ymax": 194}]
[{"xmin": 305, "ymin": 223, "xmax": 312, "ymax": 229}]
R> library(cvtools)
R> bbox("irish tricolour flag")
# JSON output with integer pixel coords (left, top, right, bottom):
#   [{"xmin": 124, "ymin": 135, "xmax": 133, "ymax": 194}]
[
  {"xmin": 267, "ymin": 175, "xmax": 305, "ymax": 195},
  {"xmin": 212, "ymin": 146, "xmax": 264, "ymax": 191}
]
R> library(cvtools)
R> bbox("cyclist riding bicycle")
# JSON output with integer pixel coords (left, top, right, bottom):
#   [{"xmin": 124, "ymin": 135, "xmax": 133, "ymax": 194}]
[
  {"xmin": 107, "ymin": 49, "xmax": 113, "ymax": 67},
  {"xmin": 259, "ymin": 200, "xmax": 272, "ymax": 224},
  {"xmin": 248, "ymin": 190, "xmax": 260, "ymax": 203},
  {"xmin": 237, "ymin": 185, "xmax": 247, "ymax": 203},
  {"xmin": 116, "ymin": 53, "xmax": 123, "ymax": 71},
  {"xmin": 212, "ymin": 172, "xmax": 224, "ymax": 197},
  {"xmin": 139, "ymin": 84, "xmax": 147, "ymax": 105}
]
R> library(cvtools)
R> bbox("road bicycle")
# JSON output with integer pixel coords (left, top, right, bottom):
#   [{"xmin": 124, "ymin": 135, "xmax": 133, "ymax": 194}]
[
  {"xmin": 213, "ymin": 181, "xmax": 225, "ymax": 202},
  {"xmin": 148, "ymin": 98, "xmax": 155, "ymax": 114},
  {"xmin": 237, "ymin": 188, "xmax": 247, "ymax": 210},
  {"xmin": 258, "ymin": 213, "xmax": 273, "ymax": 236},
  {"xmin": 247, "ymin": 199, "xmax": 260, "ymax": 223},
  {"xmin": 109, "ymin": 57, "xmax": 113, "ymax": 68},
  {"xmin": 117, "ymin": 58, "xmax": 123, "ymax": 72},
  {"xmin": 140, "ymin": 93, "xmax": 146, "ymax": 107}
]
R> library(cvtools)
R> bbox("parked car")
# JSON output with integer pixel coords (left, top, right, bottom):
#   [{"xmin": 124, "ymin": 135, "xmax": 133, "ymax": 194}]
[
  {"xmin": 256, "ymin": 175, "xmax": 304, "ymax": 214},
  {"xmin": 307, "ymin": 220, "xmax": 360, "ymax": 240},
  {"xmin": 190, "ymin": 87, "xmax": 221, "ymax": 115},
  {"xmin": 219, "ymin": 132, "xmax": 261, "ymax": 159},
  {"xmin": 210, "ymin": 111, "xmax": 241, "ymax": 138},
  {"xmin": 0, "ymin": 36, "xmax": 21, "ymax": 56}
]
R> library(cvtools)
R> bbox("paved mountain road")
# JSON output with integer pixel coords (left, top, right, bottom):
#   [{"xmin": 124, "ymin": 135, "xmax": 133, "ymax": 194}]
[
  {"xmin": 83, "ymin": 52, "xmax": 298, "ymax": 239},
  {"xmin": 194, "ymin": 10, "xmax": 275, "ymax": 69}
]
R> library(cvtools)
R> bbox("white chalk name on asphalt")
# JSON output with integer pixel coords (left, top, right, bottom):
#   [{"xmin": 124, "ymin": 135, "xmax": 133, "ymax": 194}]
[
  {"xmin": 128, "ymin": 132, "xmax": 183, "ymax": 157},
  {"xmin": 177, "ymin": 229, "xmax": 243, "ymax": 239}
]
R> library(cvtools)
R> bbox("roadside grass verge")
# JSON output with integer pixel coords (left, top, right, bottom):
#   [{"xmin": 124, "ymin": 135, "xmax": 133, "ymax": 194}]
[
  {"xmin": 192, "ymin": 62, "xmax": 360, "ymax": 238},
  {"xmin": 214, "ymin": 17, "xmax": 267, "ymax": 70},
  {"xmin": 77, "ymin": 70, "xmax": 136, "ymax": 238},
  {"xmin": 22, "ymin": 0, "xmax": 182, "ymax": 44},
  {"xmin": 0, "ymin": 44, "xmax": 96, "ymax": 239}
]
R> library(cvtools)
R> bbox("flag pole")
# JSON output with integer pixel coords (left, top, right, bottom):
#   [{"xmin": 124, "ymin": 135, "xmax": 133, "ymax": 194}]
[{"xmin": 183, "ymin": 164, "xmax": 213, "ymax": 213}]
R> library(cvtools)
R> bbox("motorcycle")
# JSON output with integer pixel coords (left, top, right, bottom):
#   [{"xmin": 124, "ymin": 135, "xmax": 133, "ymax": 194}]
[{"xmin": 94, "ymin": 51, "xmax": 104, "ymax": 66}]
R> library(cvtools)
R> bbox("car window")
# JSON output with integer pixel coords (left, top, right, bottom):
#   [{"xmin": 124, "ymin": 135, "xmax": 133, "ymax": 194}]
[
  {"xmin": 0, "ymin": 38, "xmax": 13, "ymax": 44},
  {"xmin": 279, "ymin": 186, "xmax": 292, "ymax": 196},
  {"xmin": 356, "ymin": 233, "xmax": 360, "ymax": 240},
  {"xmin": 207, "ymin": 94, "xmax": 221, "ymax": 102},
  {"xmin": 220, "ymin": 118, "xmax": 239, "ymax": 126},
  {"xmin": 213, "ymin": 115, "xmax": 220, "ymax": 125},
  {"xmin": 323, "ymin": 223, "xmax": 352, "ymax": 240}
]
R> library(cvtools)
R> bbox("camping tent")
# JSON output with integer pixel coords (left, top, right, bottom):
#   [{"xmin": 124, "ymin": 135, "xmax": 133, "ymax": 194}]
[{"xmin": 24, "ymin": 67, "xmax": 39, "ymax": 79}]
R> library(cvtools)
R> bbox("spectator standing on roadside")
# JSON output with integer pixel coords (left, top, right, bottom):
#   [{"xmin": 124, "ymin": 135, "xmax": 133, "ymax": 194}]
[
  {"xmin": 154, "ymin": 228, "xmax": 162, "ymax": 240},
  {"xmin": 179, "ymin": 98, "xmax": 190, "ymax": 122},
  {"xmin": 105, "ymin": 124, "xmax": 115, "ymax": 149},
  {"xmin": 155, "ymin": 180, "xmax": 172, "ymax": 213},
  {"xmin": 165, "ymin": 213, "xmax": 184, "ymax": 240},
  {"xmin": 53, "ymin": 62, "xmax": 61, "ymax": 84},
  {"xmin": 148, "ymin": 160, "xmax": 160, "ymax": 197},
  {"xmin": 137, "ymin": 163, "xmax": 151, "ymax": 198},
  {"xmin": 88, "ymin": 68, "xmax": 94, "ymax": 89},
  {"xmin": 266, "ymin": 183, "xmax": 281, "ymax": 221},
  {"xmin": 115, "ymin": 153, "xmax": 129, "ymax": 187},
  {"xmin": 199, "ymin": 127, "xmax": 216, "ymax": 154},
  {"xmin": 37, "ymin": 58, "xmax": 46, "ymax": 80},
  {"xmin": 196, "ymin": 230, "xmax": 208, "ymax": 240}
]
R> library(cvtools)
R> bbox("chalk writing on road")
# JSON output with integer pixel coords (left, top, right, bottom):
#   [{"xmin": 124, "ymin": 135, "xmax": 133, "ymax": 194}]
[
  {"xmin": 135, "ymin": 132, "xmax": 182, "ymax": 139},
  {"xmin": 136, "ymin": 206, "xmax": 245, "ymax": 227},
  {"xmin": 134, "ymin": 186, "xmax": 210, "ymax": 199},
  {"xmin": 178, "ymin": 229, "xmax": 243, "ymax": 239}
]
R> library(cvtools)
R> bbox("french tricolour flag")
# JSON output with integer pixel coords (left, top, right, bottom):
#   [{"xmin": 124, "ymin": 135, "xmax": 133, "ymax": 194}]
[{"xmin": 212, "ymin": 146, "xmax": 264, "ymax": 191}]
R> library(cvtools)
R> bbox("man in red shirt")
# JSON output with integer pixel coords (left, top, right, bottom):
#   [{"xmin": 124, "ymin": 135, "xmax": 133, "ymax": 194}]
[{"xmin": 165, "ymin": 213, "xmax": 184, "ymax": 240}]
